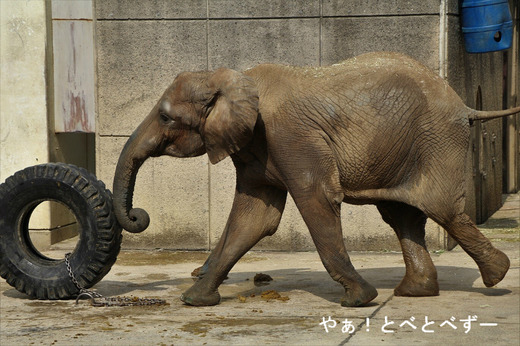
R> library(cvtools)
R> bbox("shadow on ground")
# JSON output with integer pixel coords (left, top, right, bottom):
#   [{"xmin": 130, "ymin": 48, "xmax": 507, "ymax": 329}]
[
  {"xmin": 3, "ymin": 266, "xmax": 511, "ymax": 303},
  {"xmin": 479, "ymin": 217, "xmax": 519, "ymax": 229}
]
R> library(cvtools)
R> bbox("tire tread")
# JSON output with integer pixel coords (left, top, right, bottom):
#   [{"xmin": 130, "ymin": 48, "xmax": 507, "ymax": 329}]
[{"xmin": 0, "ymin": 163, "xmax": 122, "ymax": 299}]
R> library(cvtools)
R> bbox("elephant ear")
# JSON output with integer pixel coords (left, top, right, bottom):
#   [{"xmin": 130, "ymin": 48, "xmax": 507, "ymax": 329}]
[{"xmin": 203, "ymin": 68, "xmax": 259, "ymax": 164}]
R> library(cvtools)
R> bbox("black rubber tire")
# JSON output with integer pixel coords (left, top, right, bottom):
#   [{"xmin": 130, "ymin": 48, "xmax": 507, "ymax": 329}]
[{"xmin": 0, "ymin": 163, "xmax": 122, "ymax": 299}]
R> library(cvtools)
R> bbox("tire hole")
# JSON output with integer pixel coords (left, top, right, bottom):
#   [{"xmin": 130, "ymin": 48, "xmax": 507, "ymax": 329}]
[{"xmin": 28, "ymin": 200, "xmax": 79, "ymax": 260}]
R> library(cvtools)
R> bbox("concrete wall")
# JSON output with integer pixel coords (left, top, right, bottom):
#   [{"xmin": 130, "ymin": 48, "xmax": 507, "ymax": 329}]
[
  {"xmin": 1, "ymin": 1, "xmax": 510, "ymax": 252},
  {"xmin": 0, "ymin": 0, "xmax": 50, "ymax": 236},
  {"xmin": 51, "ymin": 0, "xmax": 96, "ymax": 133},
  {"xmin": 48, "ymin": 0, "xmax": 96, "ymax": 174},
  {"xmin": 0, "ymin": 0, "xmax": 49, "ymax": 182},
  {"xmin": 97, "ymin": 0, "xmax": 491, "ymax": 251},
  {"xmin": 0, "ymin": 0, "xmax": 96, "ymax": 248}
]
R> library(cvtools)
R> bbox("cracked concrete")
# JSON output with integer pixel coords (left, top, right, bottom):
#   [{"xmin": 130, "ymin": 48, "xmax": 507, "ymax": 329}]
[{"xmin": 1, "ymin": 194, "xmax": 518, "ymax": 345}]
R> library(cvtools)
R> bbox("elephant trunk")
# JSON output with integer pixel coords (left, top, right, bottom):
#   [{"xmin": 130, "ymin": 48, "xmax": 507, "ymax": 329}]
[{"xmin": 113, "ymin": 133, "xmax": 151, "ymax": 233}]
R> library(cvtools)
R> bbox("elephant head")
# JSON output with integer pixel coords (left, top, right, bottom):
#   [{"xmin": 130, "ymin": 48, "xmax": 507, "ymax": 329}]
[{"xmin": 113, "ymin": 69, "xmax": 259, "ymax": 233}]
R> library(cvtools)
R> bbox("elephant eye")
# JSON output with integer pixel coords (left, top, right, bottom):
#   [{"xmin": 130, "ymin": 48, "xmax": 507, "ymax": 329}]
[{"xmin": 159, "ymin": 112, "xmax": 172, "ymax": 124}]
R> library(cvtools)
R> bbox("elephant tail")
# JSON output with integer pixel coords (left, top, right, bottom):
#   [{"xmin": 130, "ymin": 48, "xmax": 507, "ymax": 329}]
[{"xmin": 468, "ymin": 105, "xmax": 520, "ymax": 122}]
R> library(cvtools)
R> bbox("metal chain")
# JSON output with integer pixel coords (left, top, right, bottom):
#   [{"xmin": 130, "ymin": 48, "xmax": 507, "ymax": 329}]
[
  {"xmin": 85, "ymin": 296, "xmax": 169, "ymax": 307},
  {"xmin": 64, "ymin": 252, "xmax": 168, "ymax": 307},
  {"xmin": 64, "ymin": 253, "xmax": 103, "ymax": 298}
]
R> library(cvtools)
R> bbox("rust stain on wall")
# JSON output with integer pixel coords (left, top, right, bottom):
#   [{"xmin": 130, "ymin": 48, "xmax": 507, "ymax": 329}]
[
  {"xmin": 53, "ymin": 18, "xmax": 95, "ymax": 133},
  {"xmin": 65, "ymin": 91, "xmax": 91, "ymax": 132}
]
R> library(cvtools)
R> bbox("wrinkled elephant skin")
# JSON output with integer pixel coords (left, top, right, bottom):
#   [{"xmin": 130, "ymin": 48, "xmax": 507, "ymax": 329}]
[{"xmin": 113, "ymin": 52, "xmax": 517, "ymax": 307}]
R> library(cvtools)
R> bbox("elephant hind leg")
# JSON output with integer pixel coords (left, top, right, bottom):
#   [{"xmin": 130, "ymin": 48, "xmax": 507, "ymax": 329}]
[
  {"xmin": 377, "ymin": 202, "xmax": 439, "ymax": 297},
  {"xmin": 292, "ymin": 190, "xmax": 378, "ymax": 307},
  {"xmin": 433, "ymin": 212, "xmax": 510, "ymax": 287}
]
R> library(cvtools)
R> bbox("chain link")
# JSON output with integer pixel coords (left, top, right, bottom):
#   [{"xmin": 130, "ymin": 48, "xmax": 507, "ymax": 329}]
[
  {"xmin": 65, "ymin": 252, "xmax": 102, "ymax": 298},
  {"xmin": 64, "ymin": 252, "xmax": 168, "ymax": 307},
  {"xmin": 85, "ymin": 296, "xmax": 169, "ymax": 307}
]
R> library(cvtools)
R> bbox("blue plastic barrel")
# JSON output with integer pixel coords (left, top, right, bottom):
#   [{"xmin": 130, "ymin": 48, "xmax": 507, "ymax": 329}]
[{"xmin": 461, "ymin": 0, "xmax": 513, "ymax": 53}]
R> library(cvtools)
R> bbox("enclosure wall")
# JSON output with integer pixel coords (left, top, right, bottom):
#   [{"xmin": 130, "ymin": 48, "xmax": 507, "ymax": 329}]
[{"xmin": 91, "ymin": 0, "xmax": 514, "ymax": 250}]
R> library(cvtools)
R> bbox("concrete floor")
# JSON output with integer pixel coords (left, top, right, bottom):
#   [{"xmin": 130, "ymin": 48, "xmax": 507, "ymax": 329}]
[{"xmin": 1, "ymin": 194, "xmax": 519, "ymax": 345}]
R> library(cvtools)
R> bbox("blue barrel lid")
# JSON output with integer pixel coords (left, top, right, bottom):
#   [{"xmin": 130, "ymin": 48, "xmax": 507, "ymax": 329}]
[{"xmin": 462, "ymin": 0, "xmax": 510, "ymax": 8}]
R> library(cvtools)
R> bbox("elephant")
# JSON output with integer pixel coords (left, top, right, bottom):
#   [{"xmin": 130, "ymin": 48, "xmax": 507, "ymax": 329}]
[{"xmin": 113, "ymin": 51, "xmax": 519, "ymax": 307}]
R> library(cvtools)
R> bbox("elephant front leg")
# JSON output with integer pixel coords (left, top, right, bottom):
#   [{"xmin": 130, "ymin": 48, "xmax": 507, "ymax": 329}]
[{"xmin": 181, "ymin": 183, "xmax": 287, "ymax": 306}]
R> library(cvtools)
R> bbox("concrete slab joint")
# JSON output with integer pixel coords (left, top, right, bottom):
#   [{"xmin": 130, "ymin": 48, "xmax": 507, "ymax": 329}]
[{"xmin": 93, "ymin": 0, "xmax": 467, "ymax": 252}]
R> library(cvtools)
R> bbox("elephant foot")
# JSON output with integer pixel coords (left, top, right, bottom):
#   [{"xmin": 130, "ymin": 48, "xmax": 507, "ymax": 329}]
[
  {"xmin": 180, "ymin": 283, "xmax": 221, "ymax": 306},
  {"xmin": 340, "ymin": 280, "xmax": 378, "ymax": 307},
  {"xmin": 394, "ymin": 275, "xmax": 439, "ymax": 297},
  {"xmin": 479, "ymin": 249, "xmax": 510, "ymax": 287}
]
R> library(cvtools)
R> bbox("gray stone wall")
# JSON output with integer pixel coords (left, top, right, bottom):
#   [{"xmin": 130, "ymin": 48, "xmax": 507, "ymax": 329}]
[{"xmin": 95, "ymin": 0, "xmax": 506, "ymax": 251}]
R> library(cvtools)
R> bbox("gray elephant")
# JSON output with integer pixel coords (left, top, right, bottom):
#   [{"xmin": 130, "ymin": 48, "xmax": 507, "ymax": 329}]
[{"xmin": 113, "ymin": 52, "xmax": 518, "ymax": 307}]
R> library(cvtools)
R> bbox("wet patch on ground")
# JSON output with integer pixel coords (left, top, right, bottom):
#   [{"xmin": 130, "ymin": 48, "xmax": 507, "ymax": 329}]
[
  {"xmin": 145, "ymin": 273, "xmax": 171, "ymax": 281},
  {"xmin": 180, "ymin": 317, "xmax": 315, "ymax": 337},
  {"xmin": 25, "ymin": 301, "xmax": 70, "ymax": 308},
  {"xmin": 116, "ymin": 251, "xmax": 210, "ymax": 266},
  {"xmin": 116, "ymin": 250, "xmax": 267, "ymax": 266},
  {"xmin": 480, "ymin": 217, "xmax": 519, "ymax": 230}
]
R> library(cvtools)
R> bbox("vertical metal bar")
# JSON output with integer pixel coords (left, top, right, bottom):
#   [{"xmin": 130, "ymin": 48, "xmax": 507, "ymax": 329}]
[{"xmin": 505, "ymin": 0, "xmax": 519, "ymax": 192}]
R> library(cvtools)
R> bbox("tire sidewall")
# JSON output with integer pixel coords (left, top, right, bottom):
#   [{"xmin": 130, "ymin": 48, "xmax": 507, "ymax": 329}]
[{"xmin": 0, "ymin": 164, "xmax": 122, "ymax": 299}]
